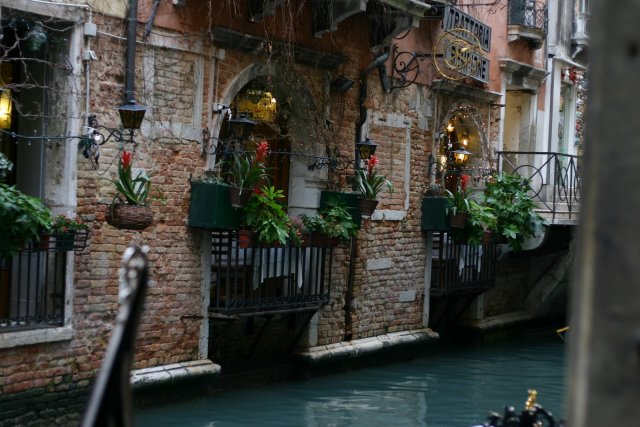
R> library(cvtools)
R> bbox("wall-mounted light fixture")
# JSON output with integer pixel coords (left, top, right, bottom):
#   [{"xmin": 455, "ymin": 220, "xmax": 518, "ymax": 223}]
[
  {"xmin": 79, "ymin": 101, "xmax": 147, "ymax": 169},
  {"xmin": 446, "ymin": 123, "xmax": 455, "ymax": 133},
  {"xmin": 0, "ymin": 89, "xmax": 12, "ymax": 129},
  {"xmin": 356, "ymin": 137, "xmax": 377, "ymax": 160},
  {"xmin": 452, "ymin": 149, "xmax": 472, "ymax": 167},
  {"xmin": 201, "ymin": 109, "xmax": 257, "ymax": 157}
]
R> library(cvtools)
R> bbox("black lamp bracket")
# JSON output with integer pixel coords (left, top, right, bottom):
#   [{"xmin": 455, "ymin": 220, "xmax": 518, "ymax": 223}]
[{"xmin": 79, "ymin": 115, "xmax": 137, "ymax": 170}]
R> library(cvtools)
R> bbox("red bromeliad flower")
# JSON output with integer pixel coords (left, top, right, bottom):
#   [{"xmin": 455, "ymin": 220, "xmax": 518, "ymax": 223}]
[
  {"xmin": 121, "ymin": 150, "xmax": 133, "ymax": 169},
  {"xmin": 256, "ymin": 141, "xmax": 269, "ymax": 163},
  {"xmin": 367, "ymin": 155, "xmax": 380, "ymax": 176}
]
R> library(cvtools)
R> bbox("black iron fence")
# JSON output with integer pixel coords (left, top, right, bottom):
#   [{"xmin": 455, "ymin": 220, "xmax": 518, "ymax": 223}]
[
  {"xmin": 430, "ymin": 232, "xmax": 497, "ymax": 297},
  {"xmin": 210, "ymin": 231, "xmax": 336, "ymax": 314},
  {"xmin": 497, "ymin": 151, "xmax": 582, "ymax": 222},
  {"xmin": 1, "ymin": 232, "xmax": 88, "ymax": 330},
  {"xmin": 508, "ymin": 0, "xmax": 547, "ymax": 31}
]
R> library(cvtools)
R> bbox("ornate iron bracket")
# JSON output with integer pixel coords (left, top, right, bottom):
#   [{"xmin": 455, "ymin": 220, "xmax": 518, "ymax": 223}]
[{"xmin": 391, "ymin": 44, "xmax": 433, "ymax": 90}]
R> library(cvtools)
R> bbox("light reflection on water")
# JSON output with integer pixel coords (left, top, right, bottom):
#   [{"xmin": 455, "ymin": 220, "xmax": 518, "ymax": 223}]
[{"xmin": 136, "ymin": 334, "xmax": 565, "ymax": 427}]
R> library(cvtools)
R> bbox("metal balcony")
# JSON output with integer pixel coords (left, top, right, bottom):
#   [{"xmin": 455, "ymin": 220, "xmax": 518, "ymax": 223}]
[
  {"xmin": 210, "ymin": 231, "xmax": 337, "ymax": 315},
  {"xmin": 497, "ymin": 151, "xmax": 582, "ymax": 224},
  {"xmin": 507, "ymin": 0, "xmax": 547, "ymax": 49},
  {"xmin": 430, "ymin": 232, "xmax": 498, "ymax": 297}
]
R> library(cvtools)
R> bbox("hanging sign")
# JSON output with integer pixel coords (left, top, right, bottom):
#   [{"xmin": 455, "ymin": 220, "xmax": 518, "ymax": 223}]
[{"xmin": 443, "ymin": 6, "xmax": 491, "ymax": 52}]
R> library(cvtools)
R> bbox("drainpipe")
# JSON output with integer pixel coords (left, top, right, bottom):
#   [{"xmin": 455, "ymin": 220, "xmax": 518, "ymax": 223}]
[
  {"xmin": 344, "ymin": 51, "xmax": 390, "ymax": 341},
  {"xmin": 124, "ymin": 0, "xmax": 139, "ymax": 103}
]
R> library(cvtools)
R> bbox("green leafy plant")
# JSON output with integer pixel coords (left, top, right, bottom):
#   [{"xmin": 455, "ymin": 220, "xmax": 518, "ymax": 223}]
[
  {"xmin": 225, "ymin": 140, "xmax": 271, "ymax": 190},
  {"xmin": 482, "ymin": 173, "xmax": 547, "ymax": 251},
  {"xmin": 299, "ymin": 203, "xmax": 358, "ymax": 241},
  {"xmin": 0, "ymin": 183, "xmax": 52, "ymax": 258},
  {"xmin": 355, "ymin": 155, "xmax": 393, "ymax": 200},
  {"xmin": 51, "ymin": 214, "xmax": 89, "ymax": 234},
  {"xmin": 0, "ymin": 152, "xmax": 13, "ymax": 183},
  {"xmin": 466, "ymin": 200, "xmax": 497, "ymax": 245},
  {"xmin": 242, "ymin": 185, "xmax": 293, "ymax": 246},
  {"xmin": 114, "ymin": 150, "xmax": 151, "ymax": 205}
]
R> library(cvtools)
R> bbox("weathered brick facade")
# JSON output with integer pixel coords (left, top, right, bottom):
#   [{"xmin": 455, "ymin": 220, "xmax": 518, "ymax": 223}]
[{"xmin": 1, "ymin": 0, "xmax": 572, "ymax": 424}]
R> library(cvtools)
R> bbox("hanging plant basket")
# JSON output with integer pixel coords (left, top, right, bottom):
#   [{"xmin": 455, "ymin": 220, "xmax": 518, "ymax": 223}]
[
  {"xmin": 228, "ymin": 187, "xmax": 253, "ymax": 208},
  {"xmin": 106, "ymin": 204, "xmax": 153, "ymax": 230},
  {"xmin": 359, "ymin": 198, "xmax": 379, "ymax": 217}
]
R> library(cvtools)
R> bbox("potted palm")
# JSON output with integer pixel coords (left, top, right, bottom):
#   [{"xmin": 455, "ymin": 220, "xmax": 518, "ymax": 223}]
[
  {"xmin": 354, "ymin": 155, "xmax": 393, "ymax": 216},
  {"xmin": 106, "ymin": 150, "xmax": 153, "ymax": 230}
]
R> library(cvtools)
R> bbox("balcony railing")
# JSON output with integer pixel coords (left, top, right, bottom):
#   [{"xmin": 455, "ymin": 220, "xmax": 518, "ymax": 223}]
[
  {"xmin": 1, "ymin": 232, "xmax": 88, "ymax": 330},
  {"xmin": 210, "ymin": 231, "xmax": 336, "ymax": 315},
  {"xmin": 497, "ymin": 151, "xmax": 582, "ymax": 223},
  {"xmin": 430, "ymin": 232, "xmax": 498, "ymax": 297},
  {"xmin": 508, "ymin": 0, "xmax": 547, "ymax": 31}
]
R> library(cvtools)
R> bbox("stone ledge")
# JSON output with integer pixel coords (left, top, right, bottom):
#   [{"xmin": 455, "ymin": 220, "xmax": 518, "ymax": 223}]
[
  {"xmin": 131, "ymin": 359, "xmax": 221, "ymax": 389},
  {"xmin": 295, "ymin": 328, "xmax": 439, "ymax": 365},
  {"xmin": 0, "ymin": 327, "xmax": 73, "ymax": 349},
  {"xmin": 459, "ymin": 311, "xmax": 532, "ymax": 332}
]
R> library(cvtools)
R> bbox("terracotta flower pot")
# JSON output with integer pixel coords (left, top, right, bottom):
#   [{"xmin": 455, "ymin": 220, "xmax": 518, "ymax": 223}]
[{"xmin": 237, "ymin": 229, "xmax": 253, "ymax": 249}]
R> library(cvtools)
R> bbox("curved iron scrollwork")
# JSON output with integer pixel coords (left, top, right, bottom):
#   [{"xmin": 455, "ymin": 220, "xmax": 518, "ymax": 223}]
[{"xmin": 391, "ymin": 44, "xmax": 434, "ymax": 90}]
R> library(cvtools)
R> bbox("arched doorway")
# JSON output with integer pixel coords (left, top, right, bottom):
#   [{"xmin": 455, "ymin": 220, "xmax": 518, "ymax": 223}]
[{"xmin": 437, "ymin": 100, "xmax": 491, "ymax": 192}]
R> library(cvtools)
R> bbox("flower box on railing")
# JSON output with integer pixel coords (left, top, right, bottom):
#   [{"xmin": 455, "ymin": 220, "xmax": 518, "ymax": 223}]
[
  {"xmin": 188, "ymin": 181, "xmax": 241, "ymax": 230},
  {"xmin": 421, "ymin": 197, "xmax": 450, "ymax": 231},
  {"xmin": 319, "ymin": 190, "xmax": 362, "ymax": 230}
]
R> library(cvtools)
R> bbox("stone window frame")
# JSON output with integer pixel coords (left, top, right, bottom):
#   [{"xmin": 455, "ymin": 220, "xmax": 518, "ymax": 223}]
[{"xmin": 0, "ymin": 3, "xmax": 85, "ymax": 348}]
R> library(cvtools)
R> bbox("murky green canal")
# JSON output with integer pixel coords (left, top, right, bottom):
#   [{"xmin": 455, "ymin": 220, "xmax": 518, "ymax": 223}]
[{"xmin": 136, "ymin": 331, "xmax": 566, "ymax": 427}]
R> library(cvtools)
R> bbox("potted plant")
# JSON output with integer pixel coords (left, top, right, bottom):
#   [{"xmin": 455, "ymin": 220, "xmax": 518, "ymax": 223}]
[
  {"xmin": 482, "ymin": 173, "xmax": 547, "ymax": 251},
  {"xmin": 49, "ymin": 214, "xmax": 90, "ymax": 251},
  {"xmin": 224, "ymin": 140, "xmax": 270, "ymax": 208},
  {"xmin": 0, "ymin": 183, "xmax": 52, "ymax": 258},
  {"xmin": 354, "ymin": 155, "xmax": 393, "ymax": 216},
  {"xmin": 299, "ymin": 203, "xmax": 358, "ymax": 246},
  {"xmin": 106, "ymin": 150, "xmax": 153, "ymax": 230},
  {"xmin": 188, "ymin": 171, "xmax": 240, "ymax": 230},
  {"xmin": 421, "ymin": 183, "xmax": 450, "ymax": 231},
  {"xmin": 444, "ymin": 186, "xmax": 471, "ymax": 229},
  {"xmin": 241, "ymin": 185, "xmax": 294, "ymax": 247},
  {"xmin": 466, "ymin": 200, "xmax": 497, "ymax": 245}
]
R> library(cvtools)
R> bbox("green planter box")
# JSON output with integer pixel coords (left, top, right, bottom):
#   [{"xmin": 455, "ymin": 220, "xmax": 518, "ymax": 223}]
[
  {"xmin": 421, "ymin": 197, "xmax": 450, "ymax": 231},
  {"xmin": 188, "ymin": 181, "xmax": 241, "ymax": 230},
  {"xmin": 319, "ymin": 190, "xmax": 362, "ymax": 230}
]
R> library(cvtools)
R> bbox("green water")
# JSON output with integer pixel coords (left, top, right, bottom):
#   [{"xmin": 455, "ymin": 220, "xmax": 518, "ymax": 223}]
[{"xmin": 136, "ymin": 332, "xmax": 566, "ymax": 427}]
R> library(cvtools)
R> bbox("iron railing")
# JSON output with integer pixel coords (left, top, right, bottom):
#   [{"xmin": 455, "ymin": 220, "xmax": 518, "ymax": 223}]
[
  {"xmin": 210, "ymin": 231, "xmax": 336, "ymax": 314},
  {"xmin": 0, "ymin": 232, "xmax": 88, "ymax": 330},
  {"xmin": 508, "ymin": 0, "xmax": 547, "ymax": 31},
  {"xmin": 497, "ymin": 151, "xmax": 582, "ymax": 222},
  {"xmin": 430, "ymin": 232, "xmax": 498, "ymax": 297}
]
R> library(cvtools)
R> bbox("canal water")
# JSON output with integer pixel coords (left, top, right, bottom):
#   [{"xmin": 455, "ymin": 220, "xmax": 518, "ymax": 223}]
[{"xmin": 136, "ymin": 331, "xmax": 566, "ymax": 427}]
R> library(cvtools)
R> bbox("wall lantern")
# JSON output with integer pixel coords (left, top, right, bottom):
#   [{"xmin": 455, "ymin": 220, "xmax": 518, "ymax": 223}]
[
  {"xmin": 357, "ymin": 137, "xmax": 377, "ymax": 160},
  {"xmin": 446, "ymin": 123, "xmax": 455, "ymax": 133},
  {"xmin": 227, "ymin": 114, "xmax": 256, "ymax": 141},
  {"xmin": 0, "ymin": 89, "xmax": 11, "ymax": 129},
  {"xmin": 452, "ymin": 149, "xmax": 472, "ymax": 167},
  {"xmin": 118, "ymin": 100, "xmax": 147, "ymax": 130}
]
